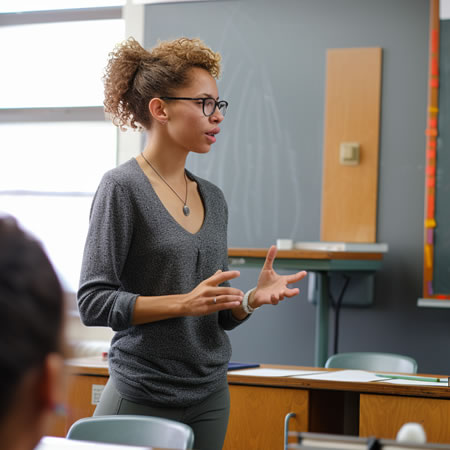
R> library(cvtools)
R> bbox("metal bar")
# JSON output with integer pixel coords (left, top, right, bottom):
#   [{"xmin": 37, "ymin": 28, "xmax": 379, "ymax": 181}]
[
  {"xmin": 315, "ymin": 273, "xmax": 329, "ymax": 367},
  {"xmin": 0, "ymin": 190, "xmax": 93, "ymax": 197},
  {"xmin": 228, "ymin": 256, "xmax": 382, "ymax": 272},
  {"xmin": 0, "ymin": 7, "xmax": 122, "ymax": 26},
  {"xmin": 0, "ymin": 107, "xmax": 106, "ymax": 123},
  {"xmin": 284, "ymin": 412, "xmax": 296, "ymax": 450}
]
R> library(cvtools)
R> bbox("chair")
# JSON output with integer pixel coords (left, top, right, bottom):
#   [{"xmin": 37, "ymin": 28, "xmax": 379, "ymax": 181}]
[
  {"xmin": 66, "ymin": 415, "xmax": 194, "ymax": 449},
  {"xmin": 325, "ymin": 352, "xmax": 418, "ymax": 373}
]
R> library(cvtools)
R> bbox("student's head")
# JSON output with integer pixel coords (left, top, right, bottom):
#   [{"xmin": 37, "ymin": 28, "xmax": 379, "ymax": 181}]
[
  {"xmin": 103, "ymin": 37, "xmax": 223, "ymax": 132},
  {"xmin": 0, "ymin": 216, "xmax": 65, "ymax": 449}
]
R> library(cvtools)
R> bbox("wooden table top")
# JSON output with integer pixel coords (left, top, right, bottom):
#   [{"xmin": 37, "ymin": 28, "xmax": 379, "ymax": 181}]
[
  {"xmin": 66, "ymin": 356, "xmax": 109, "ymax": 376},
  {"xmin": 228, "ymin": 247, "xmax": 384, "ymax": 261},
  {"xmin": 226, "ymin": 364, "xmax": 450, "ymax": 399},
  {"xmin": 65, "ymin": 358, "xmax": 450, "ymax": 400}
]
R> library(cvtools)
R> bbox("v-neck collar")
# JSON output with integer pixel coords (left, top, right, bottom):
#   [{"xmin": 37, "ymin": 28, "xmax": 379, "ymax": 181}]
[{"xmin": 132, "ymin": 158, "xmax": 207, "ymax": 236}]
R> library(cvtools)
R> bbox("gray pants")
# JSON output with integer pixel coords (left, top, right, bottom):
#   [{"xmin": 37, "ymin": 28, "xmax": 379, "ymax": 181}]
[{"xmin": 94, "ymin": 378, "xmax": 230, "ymax": 450}]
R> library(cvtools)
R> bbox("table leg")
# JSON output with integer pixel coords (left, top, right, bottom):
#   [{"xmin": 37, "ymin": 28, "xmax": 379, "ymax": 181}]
[{"xmin": 314, "ymin": 272, "xmax": 329, "ymax": 367}]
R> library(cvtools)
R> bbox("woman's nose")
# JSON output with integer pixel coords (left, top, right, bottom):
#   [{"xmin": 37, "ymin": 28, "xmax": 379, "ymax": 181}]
[{"xmin": 210, "ymin": 108, "xmax": 224, "ymax": 123}]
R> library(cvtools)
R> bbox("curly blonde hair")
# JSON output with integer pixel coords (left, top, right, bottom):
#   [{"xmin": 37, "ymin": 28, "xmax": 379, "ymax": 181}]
[{"xmin": 103, "ymin": 37, "xmax": 222, "ymax": 130}]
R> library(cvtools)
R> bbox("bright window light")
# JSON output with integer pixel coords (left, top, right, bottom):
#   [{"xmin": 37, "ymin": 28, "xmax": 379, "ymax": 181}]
[
  {"xmin": 442, "ymin": 0, "xmax": 450, "ymax": 19},
  {"xmin": 0, "ymin": 5, "xmax": 124, "ymax": 296},
  {"xmin": 0, "ymin": 121, "xmax": 118, "ymax": 292},
  {"xmin": 0, "ymin": 122, "xmax": 117, "ymax": 192},
  {"xmin": 0, "ymin": 19, "xmax": 125, "ymax": 107},
  {"xmin": 1, "ymin": 195, "xmax": 94, "ymax": 292},
  {"xmin": 0, "ymin": 1, "xmax": 124, "ymax": 13}
]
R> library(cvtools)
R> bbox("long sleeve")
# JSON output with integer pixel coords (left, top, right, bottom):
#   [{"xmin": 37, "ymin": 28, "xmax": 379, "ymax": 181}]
[
  {"xmin": 77, "ymin": 174, "xmax": 138, "ymax": 331},
  {"xmin": 218, "ymin": 200, "xmax": 250, "ymax": 330}
]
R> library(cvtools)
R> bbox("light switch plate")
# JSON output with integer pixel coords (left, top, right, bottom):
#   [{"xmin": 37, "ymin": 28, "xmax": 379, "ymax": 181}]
[{"xmin": 339, "ymin": 142, "xmax": 360, "ymax": 165}]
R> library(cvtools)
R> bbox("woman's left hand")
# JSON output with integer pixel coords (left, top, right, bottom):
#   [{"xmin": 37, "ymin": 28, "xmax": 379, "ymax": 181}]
[{"xmin": 250, "ymin": 245, "xmax": 307, "ymax": 308}]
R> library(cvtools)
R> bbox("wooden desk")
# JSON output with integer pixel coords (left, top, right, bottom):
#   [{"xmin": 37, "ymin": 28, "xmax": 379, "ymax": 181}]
[
  {"xmin": 225, "ymin": 364, "xmax": 450, "ymax": 449},
  {"xmin": 47, "ymin": 357, "xmax": 110, "ymax": 437},
  {"xmin": 228, "ymin": 248, "xmax": 384, "ymax": 366},
  {"xmin": 58, "ymin": 358, "xmax": 450, "ymax": 449}
]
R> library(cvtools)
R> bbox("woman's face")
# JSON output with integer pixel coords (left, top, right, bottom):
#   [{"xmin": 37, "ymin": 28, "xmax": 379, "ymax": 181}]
[{"xmin": 164, "ymin": 67, "xmax": 225, "ymax": 155}]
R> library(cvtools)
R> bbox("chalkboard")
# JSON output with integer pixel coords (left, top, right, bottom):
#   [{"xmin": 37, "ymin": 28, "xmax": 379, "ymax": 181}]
[{"xmin": 433, "ymin": 19, "xmax": 450, "ymax": 293}]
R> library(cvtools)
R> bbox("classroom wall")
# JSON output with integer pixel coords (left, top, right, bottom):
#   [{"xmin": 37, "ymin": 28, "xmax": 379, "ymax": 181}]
[{"xmin": 144, "ymin": 0, "xmax": 450, "ymax": 374}]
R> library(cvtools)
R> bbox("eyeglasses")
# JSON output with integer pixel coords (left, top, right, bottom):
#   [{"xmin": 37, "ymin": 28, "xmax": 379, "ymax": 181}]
[{"xmin": 160, "ymin": 97, "xmax": 228, "ymax": 117}]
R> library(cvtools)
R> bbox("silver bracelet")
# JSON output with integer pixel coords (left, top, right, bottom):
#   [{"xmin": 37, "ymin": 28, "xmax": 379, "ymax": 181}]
[{"xmin": 242, "ymin": 288, "xmax": 258, "ymax": 314}]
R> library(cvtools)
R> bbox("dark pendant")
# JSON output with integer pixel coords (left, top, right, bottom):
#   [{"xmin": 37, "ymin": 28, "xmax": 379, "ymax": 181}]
[{"xmin": 183, "ymin": 205, "xmax": 190, "ymax": 216}]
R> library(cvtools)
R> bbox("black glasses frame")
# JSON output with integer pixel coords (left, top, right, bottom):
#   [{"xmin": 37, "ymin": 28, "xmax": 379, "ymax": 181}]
[{"xmin": 159, "ymin": 97, "xmax": 228, "ymax": 117}]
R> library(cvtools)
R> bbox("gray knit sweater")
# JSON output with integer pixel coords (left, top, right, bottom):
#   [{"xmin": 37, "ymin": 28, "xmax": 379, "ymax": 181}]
[{"xmin": 78, "ymin": 158, "xmax": 246, "ymax": 407}]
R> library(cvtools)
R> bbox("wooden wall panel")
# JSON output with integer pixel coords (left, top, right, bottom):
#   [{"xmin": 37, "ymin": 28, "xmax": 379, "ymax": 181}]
[
  {"xmin": 223, "ymin": 385, "xmax": 309, "ymax": 450},
  {"xmin": 46, "ymin": 373, "xmax": 109, "ymax": 437},
  {"xmin": 321, "ymin": 48, "xmax": 382, "ymax": 242},
  {"xmin": 360, "ymin": 393, "xmax": 450, "ymax": 443}
]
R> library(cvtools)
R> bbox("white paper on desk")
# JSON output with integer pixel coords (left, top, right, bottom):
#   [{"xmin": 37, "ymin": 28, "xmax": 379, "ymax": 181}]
[
  {"xmin": 291, "ymin": 369, "xmax": 382, "ymax": 382},
  {"xmin": 381, "ymin": 378, "xmax": 448, "ymax": 387},
  {"xmin": 36, "ymin": 436, "xmax": 148, "ymax": 449},
  {"xmin": 229, "ymin": 368, "xmax": 324, "ymax": 377}
]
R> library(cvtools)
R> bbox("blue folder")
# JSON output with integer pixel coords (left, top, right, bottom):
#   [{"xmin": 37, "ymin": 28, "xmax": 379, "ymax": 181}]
[{"xmin": 227, "ymin": 361, "xmax": 260, "ymax": 371}]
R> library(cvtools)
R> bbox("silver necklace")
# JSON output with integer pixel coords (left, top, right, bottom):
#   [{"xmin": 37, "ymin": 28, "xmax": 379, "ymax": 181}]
[{"xmin": 141, "ymin": 153, "xmax": 190, "ymax": 216}]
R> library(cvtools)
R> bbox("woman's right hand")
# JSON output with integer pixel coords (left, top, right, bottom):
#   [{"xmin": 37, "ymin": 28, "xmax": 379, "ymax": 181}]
[
  {"xmin": 132, "ymin": 270, "xmax": 243, "ymax": 324},
  {"xmin": 182, "ymin": 270, "xmax": 243, "ymax": 316}
]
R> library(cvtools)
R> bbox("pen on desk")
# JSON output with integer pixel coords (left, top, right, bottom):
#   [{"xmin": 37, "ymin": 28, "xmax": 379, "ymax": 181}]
[{"xmin": 375, "ymin": 374, "xmax": 448, "ymax": 383}]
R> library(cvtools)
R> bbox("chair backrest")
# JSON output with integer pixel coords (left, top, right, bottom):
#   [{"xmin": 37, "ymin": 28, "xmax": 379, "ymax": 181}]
[
  {"xmin": 66, "ymin": 415, "xmax": 194, "ymax": 449},
  {"xmin": 325, "ymin": 352, "xmax": 418, "ymax": 373}
]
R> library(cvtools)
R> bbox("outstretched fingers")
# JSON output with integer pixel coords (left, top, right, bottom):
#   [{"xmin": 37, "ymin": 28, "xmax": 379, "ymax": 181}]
[
  {"xmin": 262, "ymin": 245, "xmax": 277, "ymax": 271},
  {"xmin": 209, "ymin": 269, "xmax": 241, "ymax": 286},
  {"xmin": 204, "ymin": 270, "xmax": 244, "ymax": 308},
  {"xmin": 284, "ymin": 287, "xmax": 300, "ymax": 298},
  {"xmin": 268, "ymin": 287, "xmax": 299, "ymax": 304},
  {"xmin": 286, "ymin": 270, "xmax": 308, "ymax": 284}
]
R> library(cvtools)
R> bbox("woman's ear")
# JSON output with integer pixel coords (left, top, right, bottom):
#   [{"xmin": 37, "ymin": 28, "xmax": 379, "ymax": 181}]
[{"xmin": 148, "ymin": 98, "xmax": 169, "ymax": 125}]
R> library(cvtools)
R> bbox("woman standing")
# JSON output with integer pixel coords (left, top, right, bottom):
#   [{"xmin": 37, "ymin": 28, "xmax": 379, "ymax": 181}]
[{"xmin": 78, "ymin": 37, "xmax": 306, "ymax": 449}]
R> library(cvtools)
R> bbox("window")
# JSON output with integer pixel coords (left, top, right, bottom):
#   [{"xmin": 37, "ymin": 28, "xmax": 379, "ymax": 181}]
[
  {"xmin": 0, "ymin": 1, "xmax": 125, "ymax": 13},
  {"xmin": 0, "ymin": 19, "xmax": 124, "ymax": 108},
  {"xmin": 0, "ymin": 6, "xmax": 124, "ymax": 296}
]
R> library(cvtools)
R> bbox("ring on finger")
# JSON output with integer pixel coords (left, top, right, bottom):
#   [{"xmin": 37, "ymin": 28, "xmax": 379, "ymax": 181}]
[{"xmin": 213, "ymin": 297, "xmax": 217, "ymax": 304}]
